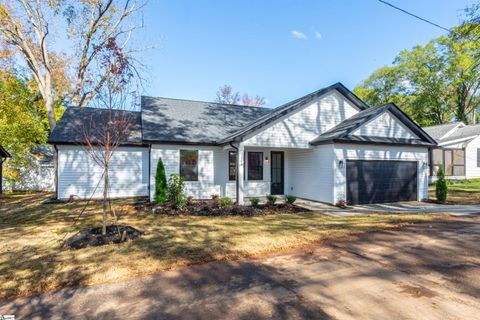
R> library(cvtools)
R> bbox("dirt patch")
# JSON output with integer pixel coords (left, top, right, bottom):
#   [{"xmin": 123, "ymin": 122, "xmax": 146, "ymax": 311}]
[
  {"xmin": 62, "ymin": 225, "xmax": 144, "ymax": 250},
  {"xmin": 398, "ymin": 283, "xmax": 439, "ymax": 298}
]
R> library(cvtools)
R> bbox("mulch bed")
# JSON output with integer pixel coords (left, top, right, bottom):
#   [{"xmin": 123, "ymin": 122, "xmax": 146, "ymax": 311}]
[
  {"xmin": 62, "ymin": 225, "xmax": 144, "ymax": 250},
  {"xmin": 136, "ymin": 198, "xmax": 309, "ymax": 216}
]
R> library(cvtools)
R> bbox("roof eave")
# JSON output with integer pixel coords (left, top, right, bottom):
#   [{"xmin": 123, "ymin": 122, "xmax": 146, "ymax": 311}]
[{"xmin": 311, "ymin": 137, "xmax": 435, "ymax": 147}]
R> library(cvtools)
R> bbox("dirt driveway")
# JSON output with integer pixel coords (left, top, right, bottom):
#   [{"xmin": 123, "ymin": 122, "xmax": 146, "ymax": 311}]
[{"xmin": 1, "ymin": 215, "xmax": 479, "ymax": 320}]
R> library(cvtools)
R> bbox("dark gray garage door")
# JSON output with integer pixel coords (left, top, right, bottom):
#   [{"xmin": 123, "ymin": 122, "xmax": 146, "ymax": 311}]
[{"xmin": 346, "ymin": 160, "xmax": 417, "ymax": 205}]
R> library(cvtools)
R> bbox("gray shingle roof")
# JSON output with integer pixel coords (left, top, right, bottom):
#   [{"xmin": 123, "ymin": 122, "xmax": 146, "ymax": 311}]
[
  {"xmin": 310, "ymin": 105, "xmax": 387, "ymax": 144},
  {"xmin": 423, "ymin": 123, "xmax": 462, "ymax": 141},
  {"xmin": 141, "ymin": 97, "xmax": 272, "ymax": 144},
  {"xmin": 48, "ymin": 107, "xmax": 143, "ymax": 145},
  {"xmin": 310, "ymin": 103, "xmax": 436, "ymax": 146},
  {"xmin": 440, "ymin": 124, "xmax": 480, "ymax": 143},
  {"xmin": 49, "ymin": 83, "xmax": 435, "ymax": 148}
]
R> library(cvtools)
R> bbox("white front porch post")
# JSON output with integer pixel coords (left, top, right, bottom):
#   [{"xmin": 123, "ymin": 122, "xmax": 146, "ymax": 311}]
[{"xmin": 236, "ymin": 143, "xmax": 245, "ymax": 205}]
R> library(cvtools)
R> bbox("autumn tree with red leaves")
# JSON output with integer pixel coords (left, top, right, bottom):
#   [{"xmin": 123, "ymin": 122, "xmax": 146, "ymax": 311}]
[{"xmin": 216, "ymin": 85, "xmax": 266, "ymax": 107}]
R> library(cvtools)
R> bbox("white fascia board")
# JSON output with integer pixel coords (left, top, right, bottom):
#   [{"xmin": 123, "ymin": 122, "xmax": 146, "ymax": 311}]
[
  {"xmin": 439, "ymin": 122, "xmax": 466, "ymax": 140},
  {"xmin": 438, "ymin": 135, "xmax": 476, "ymax": 147}
]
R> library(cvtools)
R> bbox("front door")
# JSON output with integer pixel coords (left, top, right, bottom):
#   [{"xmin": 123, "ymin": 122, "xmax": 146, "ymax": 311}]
[{"xmin": 270, "ymin": 151, "xmax": 284, "ymax": 195}]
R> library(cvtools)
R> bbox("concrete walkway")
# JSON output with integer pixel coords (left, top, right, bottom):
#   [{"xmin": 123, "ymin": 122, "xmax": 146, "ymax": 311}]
[
  {"xmin": 295, "ymin": 199, "xmax": 480, "ymax": 216},
  {"xmin": 1, "ymin": 216, "xmax": 479, "ymax": 319}
]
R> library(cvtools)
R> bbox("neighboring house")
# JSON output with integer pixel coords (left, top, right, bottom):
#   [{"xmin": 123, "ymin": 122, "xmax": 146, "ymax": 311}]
[
  {"xmin": 0, "ymin": 144, "xmax": 11, "ymax": 194},
  {"xmin": 48, "ymin": 83, "xmax": 436, "ymax": 205},
  {"xmin": 423, "ymin": 122, "xmax": 480, "ymax": 182},
  {"xmin": 8, "ymin": 146, "xmax": 55, "ymax": 192}
]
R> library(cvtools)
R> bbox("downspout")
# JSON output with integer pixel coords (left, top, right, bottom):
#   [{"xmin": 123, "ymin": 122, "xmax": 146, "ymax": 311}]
[
  {"xmin": 54, "ymin": 145, "xmax": 58, "ymax": 199},
  {"xmin": 229, "ymin": 141, "xmax": 239, "ymax": 204},
  {"xmin": 148, "ymin": 144, "xmax": 152, "ymax": 201}
]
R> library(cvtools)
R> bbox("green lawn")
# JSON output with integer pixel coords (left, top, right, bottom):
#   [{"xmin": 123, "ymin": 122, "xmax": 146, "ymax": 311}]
[
  {"xmin": 429, "ymin": 178, "xmax": 480, "ymax": 203},
  {"xmin": 0, "ymin": 193, "xmax": 446, "ymax": 299},
  {"xmin": 446, "ymin": 178, "xmax": 480, "ymax": 192}
]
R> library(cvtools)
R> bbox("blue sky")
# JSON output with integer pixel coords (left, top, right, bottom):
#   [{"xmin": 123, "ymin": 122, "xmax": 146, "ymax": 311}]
[{"xmin": 137, "ymin": 0, "xmax": 476, "ymax": 107}]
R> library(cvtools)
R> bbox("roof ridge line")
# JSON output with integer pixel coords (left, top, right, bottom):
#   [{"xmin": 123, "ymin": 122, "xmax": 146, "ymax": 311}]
[{"xmin": 141, "ymin": 95, "xmax": 271, "ymax": 110}]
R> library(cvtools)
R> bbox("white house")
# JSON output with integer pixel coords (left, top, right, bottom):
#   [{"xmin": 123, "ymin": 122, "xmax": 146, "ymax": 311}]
[
  {"xmin": 48, "ymin": 83, "xmax": 436, "ymax": 205},
  {"xmin": 423, "ymin": 122, "xmax": 480, "ymax": 182}
]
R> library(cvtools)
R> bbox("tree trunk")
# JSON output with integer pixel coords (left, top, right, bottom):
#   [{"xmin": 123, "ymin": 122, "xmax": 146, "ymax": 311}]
[
  {"xmin": 102, "ymin": 165, "xmax": 109, "ymax": 235},
  {"xmin": 44, "ymin": 92, "xmax": 59, "ymax": 197},
  {"xmin": 44, "ymin": 89, "xmax": 56, "ymax": 131}
]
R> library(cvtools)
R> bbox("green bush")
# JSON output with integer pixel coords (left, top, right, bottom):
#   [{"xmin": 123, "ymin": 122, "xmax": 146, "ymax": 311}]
[
  {"xmin": 285, "ymin": 195, "xmax": 297, "ymax": 204},
  {"xmin": 167, "ymin": 174, "xmax": 187, "ymax": 208},
  {"xmin": 220, "ymin": 197, "xmax": 233, "ymax": 207},
  {"xmin": 250, "ymin": 197, "xmax": 260, "ymax": 207},
  {"xmin": 155, "ymin": 158, "xmax": 168, "ymax": 204},
  {"xmin": 435, "ymin": 166, "xmax": 448, "ymax": 202},
  {"xmin": 266, "ymin": 194, "xmax": 277, "ymax": 205}
]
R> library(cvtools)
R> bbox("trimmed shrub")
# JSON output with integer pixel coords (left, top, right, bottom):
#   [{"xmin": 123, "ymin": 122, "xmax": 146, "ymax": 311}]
[
  {"xmin": 167, "ymin": 174, "xmax": 187, "ymax": 208},
  {"xmin": 220, "ymin": 197, "xmax": 233, "ymax": 207},
  {"xmin": 285, "ymin": 195, "xmax": 297, "ymax": 204},
  {"xmin": 250, "ymin": 197, "xmax": 260, "ymax": 207},
  {"xmin": 435, "ymin": 166, "xmax": 448, "ymax": 202},
  {"xmin": 266, "ymin": 194, "xmax": 277, "ymax": 205},
  {"xmin": 155, "ymin": 158, "xmax": 168, "ymax": 203}
]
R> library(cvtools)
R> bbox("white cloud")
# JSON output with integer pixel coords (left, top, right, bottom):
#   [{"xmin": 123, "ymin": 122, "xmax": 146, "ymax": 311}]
[
  {"xmin": 315, "ymin": 31, "xmax": 322, "ymax": 39},
  {"xmin": 290, "ymin": 30, "xmax": 307, "ymax": 39}
]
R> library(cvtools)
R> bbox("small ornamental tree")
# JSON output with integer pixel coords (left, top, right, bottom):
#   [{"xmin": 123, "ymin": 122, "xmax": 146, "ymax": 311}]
[
  {"xmin": 155, "ymin": 158, "xmax": 167, "ymax": 203},
  {"xmin": 436, "ymin": 166, "xmax": 448, "ymax": 202},
  {"xmin": 167, "ymin": 173, "xmax": 187, "ymax": 209}
]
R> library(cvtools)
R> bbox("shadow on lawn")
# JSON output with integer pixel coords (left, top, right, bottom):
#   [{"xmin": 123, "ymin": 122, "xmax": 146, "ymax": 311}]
[{"xmin": 2, "ymin": 217, "xmax": 480, "ymax": 319}]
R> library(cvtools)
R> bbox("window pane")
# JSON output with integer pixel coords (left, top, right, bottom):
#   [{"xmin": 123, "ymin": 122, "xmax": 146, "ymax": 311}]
[
  {"xmin": 432, "ymin": 149, "xmax": 443, "ymax": 165},
  {"xmin": 180, "ymin": 150, "xmax": 198, "ymax": 181},
  {"xmin": 444, "ymin": 150, "xmax": 453, "ymax": 176},
  {"xmin": 453, "ymin": 166, "xmax": 465, "ymax": 176},
  {"xmin": 248, "ymin": 152, "xmax": 263, "ymax": 180},
  {"xmin": 229, "ymin": 151, "xmax": 236, "ymax": 181},
  {"xmin": 453, "ymin": 149, "xmax": 465, "ymax": 166}
]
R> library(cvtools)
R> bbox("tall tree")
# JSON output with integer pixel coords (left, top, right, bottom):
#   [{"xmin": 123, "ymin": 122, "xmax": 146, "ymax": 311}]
[
  {"xmin": 216, "ymin": 85, "xmax": 266, "ymax": 107},
  {"xmin": 0, "ymin": 69, "xmax": 51, "ymax": 185},
  {"xmin": 0, "ymin": 0, "xmax": 145, "ymax": 131},
  {"xmin": 354, "ymin": 21, "xmax": 480, "ymax": 125}
]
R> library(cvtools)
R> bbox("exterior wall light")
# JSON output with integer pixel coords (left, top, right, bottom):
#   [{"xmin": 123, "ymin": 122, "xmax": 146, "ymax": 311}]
[
  {"xmin": 265, "ymin": 156, "xmax": 269, "ymax": 165},
  {"xmin": 339, "ymin": 160, "xmax": 344, "ymax": 169},
  {"xmin": 423, "ymin": 161, "xmax": 428, "ymax": 169}
]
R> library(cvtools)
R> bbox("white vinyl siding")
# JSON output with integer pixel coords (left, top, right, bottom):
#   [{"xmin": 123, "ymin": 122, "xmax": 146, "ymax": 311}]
[
  {"xmin": 465, "ymin": 136, "xmax": 480, "ymax": 179},
  {"xmin": 150, "ymin": 145, "xmax": 219, "ymax": 200},
  {"xmin": 57, "ymin": 145, "xmax": 149, "ymax": 199},
  {"xmin": 150, "ymin": 145, "xmax": 289, "ymax": 200},
  {"xmin": 351, "ymin": 111, "xmax": 419, "ymax": 139},
  {"xmin": 287, "ymin": 145, "xmax": 335, "ymax": 203},
  {"xmin": 333, "ymin": 144, "xmax": 429, "ymax": 204},
  {"xmin": 243, "ymin": 91, "xmax": 360, "ymax": 148}
]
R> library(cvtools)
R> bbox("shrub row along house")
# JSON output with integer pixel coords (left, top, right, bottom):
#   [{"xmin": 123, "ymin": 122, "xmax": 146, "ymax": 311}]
[
  {"xmin": 423, "ymin": 122, "xmax": 480, "ymax": 182},
  {"xmin": 48, "ymin": 83, "xmax": 436, "ymax": 205}
]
